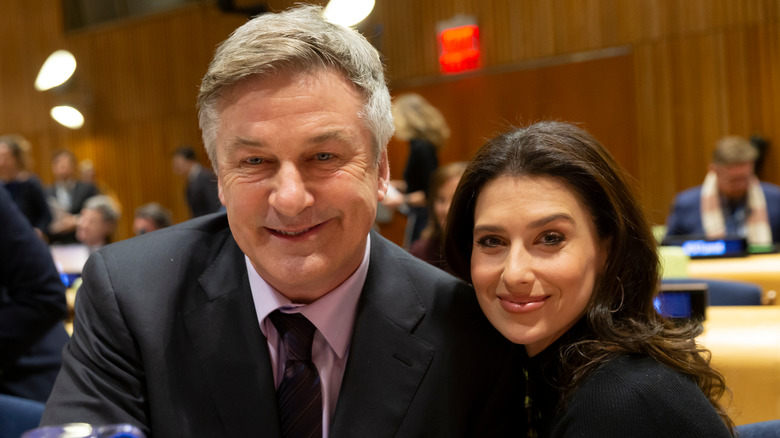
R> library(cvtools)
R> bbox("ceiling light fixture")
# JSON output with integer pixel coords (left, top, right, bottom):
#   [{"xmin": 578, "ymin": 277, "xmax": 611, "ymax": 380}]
[
  {"xmin": 50, "ymin": 105, "xmax": 85, "ymax": 129},
  {"xmin": 35, "ymin": 50, "xmax": 77, "ymax": 91},
  {"xmin": 323, "ymin": 0, "xmax": 375, "ymax": 27}
]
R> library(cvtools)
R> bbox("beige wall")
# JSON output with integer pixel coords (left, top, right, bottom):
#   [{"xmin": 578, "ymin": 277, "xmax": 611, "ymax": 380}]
[{"xmin": 2, "ymin": 0, "xmax": 778, "ymax": 241}]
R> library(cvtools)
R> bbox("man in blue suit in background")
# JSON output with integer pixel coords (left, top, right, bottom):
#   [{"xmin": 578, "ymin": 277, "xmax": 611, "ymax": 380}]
[{"xmin": 665, "ymin": 135, "xmax": 780, "ymax": 246}]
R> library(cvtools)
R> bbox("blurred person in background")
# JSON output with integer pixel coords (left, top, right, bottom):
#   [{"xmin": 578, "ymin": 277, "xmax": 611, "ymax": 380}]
[
  {"xmin": 665, "ymin": 135, "xmax": 780, "ymax": 247},
  {"xmin": 0, "ymin": 187, "xmax": 69, "ymax": 403},
  {"xmin": 0, "ymin": 134, "xmax": 52, "ymax": 239},
  {"xmin": 409, "ymin": 161, "xmax": 468, "ymax": 272},
  {"xmin": 75, "ymin": 195, "xmax": 121, "ymax": 252},
  {"xmin": 132, "ymin": 202, "xmax": 172, "ymax": 236},
  {"xmin": 172, "ymin": 145, "xmax": 221, "ymax": 218},
  {"xmin": 47, "ymin": 150, "xmax": 100, "ymax": 244},
  {"xmin": 382, "ymin": 93, "xmax": 450, "ymax": 248}
]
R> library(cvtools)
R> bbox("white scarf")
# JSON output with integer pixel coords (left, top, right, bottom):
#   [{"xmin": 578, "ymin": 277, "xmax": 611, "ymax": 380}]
[{"xmin": 700, "ymin": 170, "xmax": 772, "ymax": 246}]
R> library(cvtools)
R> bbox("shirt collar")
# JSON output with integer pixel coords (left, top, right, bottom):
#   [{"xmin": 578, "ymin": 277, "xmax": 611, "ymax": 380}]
[{"xmin": 247, "ymin": 234, "xmax": 371, "ymax": 359}]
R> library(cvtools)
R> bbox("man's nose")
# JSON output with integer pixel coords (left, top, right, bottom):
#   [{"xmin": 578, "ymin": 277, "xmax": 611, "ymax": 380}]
[{"xmin": 268, "ymin": 163, "xmax": 314, "ymax": 217}]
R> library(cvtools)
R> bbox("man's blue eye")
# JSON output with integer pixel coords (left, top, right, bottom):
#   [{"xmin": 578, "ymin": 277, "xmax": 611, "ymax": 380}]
[
  {"xmin": 315, "ymin": 153, "xmax": 332, "ymax": 161},
  {"xmin": 246, "ymin": 157, "xmax": 263, "ymax": 165}
]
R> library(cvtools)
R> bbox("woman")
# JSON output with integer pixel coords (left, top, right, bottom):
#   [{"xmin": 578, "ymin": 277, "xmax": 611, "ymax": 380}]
[
  {"xmin": 386, "ymin": 93, "xmax": 450, "ymax": 248},
  {"xmin": 409, "ymin": 161, "xmax": 468, "ymax": 272},
  {"xmin": 444, "ymin": 122, "xmax": 733, "ymax": 437}
]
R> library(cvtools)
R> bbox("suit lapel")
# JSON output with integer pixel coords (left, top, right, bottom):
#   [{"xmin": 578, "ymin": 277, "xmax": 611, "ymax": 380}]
[
  {"xmin": 182, "ymin": 236, "xmax": 281, "ymax": 438},
  {"xmin": 330, "ymin": 233, "xmax": 434, "ymax": 437}
]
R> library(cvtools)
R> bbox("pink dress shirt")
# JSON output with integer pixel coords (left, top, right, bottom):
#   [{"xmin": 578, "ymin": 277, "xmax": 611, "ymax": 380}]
[{"xmin": 247, "ymin": 235, "xmax": 370, "ymax": 438}]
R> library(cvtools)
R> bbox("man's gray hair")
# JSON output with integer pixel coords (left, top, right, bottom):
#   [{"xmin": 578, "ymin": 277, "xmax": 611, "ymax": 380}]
[
  {"xmin": 83, "ymin": 195, "xmax": 121, "ymax": 224},
  {"xmin": 197, "ymin": 4, "xmax": 394, "ymax": 172}
]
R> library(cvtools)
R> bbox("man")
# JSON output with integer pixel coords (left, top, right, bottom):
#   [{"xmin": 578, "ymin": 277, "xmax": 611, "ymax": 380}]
[
  {"xmin": 74, "ymin": 195, "xmax": 121, "ymax": 252},
  {"xmin": 665, "ymin": 135, "xmax": 780, "ymax": 246},
  {"xmin": 46, "ymin": 149, "xmax": 100, "ymax": 243},
  {"xmin": 0, "ymin": 188, "xmax": 69, "ymax": 403},
  {"xmin": 132, "ymin": 202, "xmax": 172, "ymax": 236},
  {"xmin": 172, "ymin": 145, "xmax": 221, "ymax": 218},
  {"xmin": 42, "ymin": 5, "xmax": 523, "ymax": 437}
]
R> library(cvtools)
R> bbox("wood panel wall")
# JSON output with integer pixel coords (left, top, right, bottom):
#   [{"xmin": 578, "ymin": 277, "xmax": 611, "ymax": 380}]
[{"xmin": 1, "ymin": 0, "xmax": 779, "ymax": 243}]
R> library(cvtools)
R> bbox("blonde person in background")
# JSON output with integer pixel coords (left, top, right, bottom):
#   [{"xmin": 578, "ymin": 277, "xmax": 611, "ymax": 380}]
[{"xmin": 382, "ymin": 93, "xmax": 450, "ymax": 248}]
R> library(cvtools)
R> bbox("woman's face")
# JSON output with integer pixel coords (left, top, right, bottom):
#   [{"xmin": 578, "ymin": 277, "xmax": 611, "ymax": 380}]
[{"xmin": 470, "ymin": 175, "xmax": 608, "ymax": 357}]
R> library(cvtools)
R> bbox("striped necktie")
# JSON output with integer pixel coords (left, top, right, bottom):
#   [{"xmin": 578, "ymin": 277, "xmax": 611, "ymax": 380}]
[{"xmin": 269, "ymin": 311, "xmax": 323, "ymax": 438}]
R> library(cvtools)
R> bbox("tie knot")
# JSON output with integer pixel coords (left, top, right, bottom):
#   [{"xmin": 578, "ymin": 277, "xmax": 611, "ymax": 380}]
[{"xmin": 269, "ymin": 311, "xmax": 316, "ymax": 361}]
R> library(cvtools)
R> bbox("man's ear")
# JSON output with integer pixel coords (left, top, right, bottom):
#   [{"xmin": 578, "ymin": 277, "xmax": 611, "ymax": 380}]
[
  {"xmin": 218, "ymin": 179, "xmax": 226, "ymax": 206},
  {"xmin": 377, "ymin": 150, "xmax": 390, "ymax": 201}
]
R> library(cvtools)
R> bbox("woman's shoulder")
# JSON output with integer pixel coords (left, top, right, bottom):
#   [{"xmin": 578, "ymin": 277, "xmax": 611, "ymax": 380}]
[
  {"xmin": 576, "ymin": 354, "xmax": 717, "ymax": 409},
  {"xmin": 590, "ymin": 354, "xmax": 690, "ymax": 387},
  {"xmin": 550, "ymin": 354, "xmax": 731, "ymax": 437}
]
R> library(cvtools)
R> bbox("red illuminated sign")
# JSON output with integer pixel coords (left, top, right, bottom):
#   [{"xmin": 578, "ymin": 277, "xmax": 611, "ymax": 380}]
[{"xmin": 437, "ymin": 24, "xmax": 480, "ymax": 73}]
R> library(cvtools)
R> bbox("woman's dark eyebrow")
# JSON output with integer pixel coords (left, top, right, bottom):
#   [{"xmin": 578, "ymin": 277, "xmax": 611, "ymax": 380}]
[
  {"xmin": 527, "ymin": 213, "xmax": 575, "ymax": 229},
  {"xmin": 473, "ymin": 213, "xmax": 574, "ymax": 235}
]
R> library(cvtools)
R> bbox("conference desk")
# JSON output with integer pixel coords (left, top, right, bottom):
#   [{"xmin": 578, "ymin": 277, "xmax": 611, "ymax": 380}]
[
  {"xmin": 688, "ymin": 253, "xmax": 780, "ymax": 305},
  {"xmin": 699, "ymin": 306, "xmax": 780, "ymax": 425}
]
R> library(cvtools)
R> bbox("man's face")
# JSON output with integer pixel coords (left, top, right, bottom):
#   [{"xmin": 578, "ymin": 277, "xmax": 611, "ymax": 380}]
[
  {"xmin": 712, "ymin": 161, "xmax": 754, "ymax": 201},
  {"xmin": 52, "ymin": 154, "xmax": 74, "ymax": 181},
  {"xmin": 76, "ymin": 208, "xmax": 113, "ymax": 247},
  {"xmin": 215, "ymin": 69, "xmax": 389, "ymax": 303},
  {"xmin": 133, "ymin": 217, "xmax": 159, "ymax": 236},
  {"xmin": 172, "ymin": 155, "xmax": 190, "ymax": 176}
]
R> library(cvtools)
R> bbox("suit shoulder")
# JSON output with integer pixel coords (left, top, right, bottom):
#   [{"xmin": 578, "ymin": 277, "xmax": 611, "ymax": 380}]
[
  {"xmin": 761, "ymin": 181, "xmax": 780, "ymax": 196},
  {"xmin": 370, "ymin": 232, "xmax": 474, "ymax": 305},
  {"xmin": 673, "ymin": 186, "xmax": 702, "ymax": 204},
  {"xmin": 96, "ymin": 213, "xmax": 231, "ymax": 265}
]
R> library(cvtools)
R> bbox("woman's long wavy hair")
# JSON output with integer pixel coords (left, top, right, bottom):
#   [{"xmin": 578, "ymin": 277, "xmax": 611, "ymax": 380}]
[{"xmin": 444, "ymin": 121, "xmax": 733, "ymax": 432}]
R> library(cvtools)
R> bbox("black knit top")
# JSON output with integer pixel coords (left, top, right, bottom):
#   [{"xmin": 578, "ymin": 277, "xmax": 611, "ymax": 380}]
[{"xmin": 524, "ymin": 321, "xmax": 732, "ymax": 437}]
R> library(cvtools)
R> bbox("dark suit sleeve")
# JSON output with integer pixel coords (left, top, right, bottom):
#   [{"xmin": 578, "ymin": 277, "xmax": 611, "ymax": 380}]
[
  {"xmin": 0, "ymin": 188, "xmax": 66, "ymax": 370},
  {"xmin": 41, "ymin": 252, "xmax": 149, "ymax": 434}
]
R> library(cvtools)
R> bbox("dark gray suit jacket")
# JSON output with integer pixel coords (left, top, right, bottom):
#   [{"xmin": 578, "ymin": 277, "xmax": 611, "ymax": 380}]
[{"xmin": 41, "ymin": 213, "xmax": 524, "ymax": 437}]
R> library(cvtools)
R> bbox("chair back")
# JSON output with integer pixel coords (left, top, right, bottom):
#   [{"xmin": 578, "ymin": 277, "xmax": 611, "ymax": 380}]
[
  {"xmin": 735, "ymin": 419, "xmax": 780, "ymax": 437},
  {"xmin": 0, "ymin": 394, "xmax": 45, "ymax": 438},
  {"xmin": 661, "ymin": 278, "xmax": 762, "ymax": 306}
]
